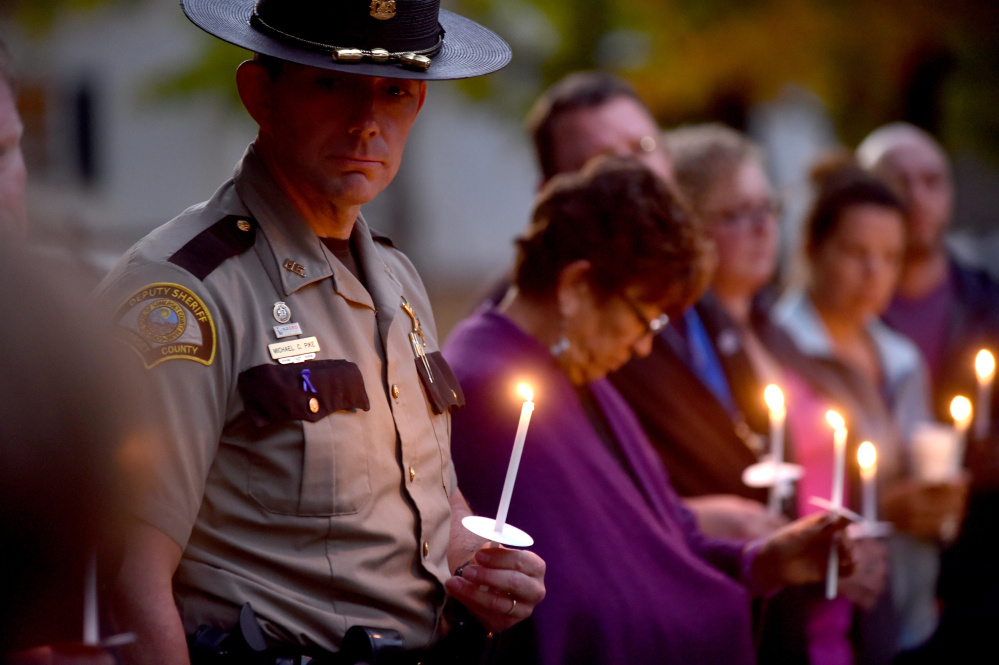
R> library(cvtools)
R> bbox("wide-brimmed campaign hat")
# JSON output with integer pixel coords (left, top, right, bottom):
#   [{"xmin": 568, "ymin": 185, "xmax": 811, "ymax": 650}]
[{"xmin": 181, "ymin": 0, "xmax": 512, "ymax": 80}]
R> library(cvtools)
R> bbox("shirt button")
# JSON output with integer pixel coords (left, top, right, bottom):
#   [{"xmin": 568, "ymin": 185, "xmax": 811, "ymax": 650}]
[
  {"xmin": 309, "ymin": 397, "xmax": 319, "ymax": 413},
  {"xmin": 423, "ymin": 541, "xmax": 430, "ymax": 558},
  {"xmin": 392, "ymin": 384, "xmax": 401, "ymax": 398},
  {"xmin": 409, "ymin": 466, "xmax": 416, "ymax": 482}
]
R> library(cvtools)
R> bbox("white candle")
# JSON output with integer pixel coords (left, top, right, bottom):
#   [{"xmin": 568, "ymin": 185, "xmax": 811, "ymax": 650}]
[
  {"xmin": 83, "ymin": 550, "xmax": 99, "ymax": 646},
  {"xmin": 825, "ymin": 409, "xmax": 847, "ymax": 599},
  {"xmin": 764, "ymin": 384, "xmax": 786, "ymax": 516},
  {"xmin": 951, "ymin": 395, "xmax": 972, "ymax": 476},
  {"xmin": 858, "ymin": 441, "xmax": 877, "ymax": 523},
  {"xmin": 494, "ymin": 384, "xmax": 535, "ymax": 534},
  {"xmin": 975, "ymin": 350, "xmax": 994, "ymax": 441},
  {"xmin": 827, "ymin": 410, "xmax": 847, "ymax": 509}
]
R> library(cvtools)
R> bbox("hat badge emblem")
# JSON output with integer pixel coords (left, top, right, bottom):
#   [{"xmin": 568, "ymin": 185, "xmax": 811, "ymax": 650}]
[{"xmin": 369, "ymin": 0, "xmax": 396, "ymax": 20}]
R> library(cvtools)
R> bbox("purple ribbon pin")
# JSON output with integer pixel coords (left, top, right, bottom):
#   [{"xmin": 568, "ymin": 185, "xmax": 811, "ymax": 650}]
[{"xmin": 301, "ymin": 369, "xmax": 317, "ymax": 393}]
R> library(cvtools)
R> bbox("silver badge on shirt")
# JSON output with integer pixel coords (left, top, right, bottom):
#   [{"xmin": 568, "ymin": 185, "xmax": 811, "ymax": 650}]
[{"xmin": 273, "ymin": 301, "xmax": 292, "ymax": 323}]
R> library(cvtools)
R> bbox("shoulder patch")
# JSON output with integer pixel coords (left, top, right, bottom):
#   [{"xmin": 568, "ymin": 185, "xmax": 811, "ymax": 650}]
[
  {"xmin": 169, "ymin": 215, "xmax": 257, "ymax": 280},
  {"xmin": 112, "ymin": 283, "xmax": 216, "ymax": 369},
  {"xmin": 369, "ymin": 228, "xmax": 396, "ymax": 248}
]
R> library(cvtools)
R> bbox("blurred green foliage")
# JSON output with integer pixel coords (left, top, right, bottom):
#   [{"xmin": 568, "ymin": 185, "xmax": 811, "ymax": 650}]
[
  {"xmin": 453, "ymin": 0, "xmax": 999, "ymax": 159},
  {"xmin": 9, "ymin": 0, "xmax": 136, "ymax": 33}
]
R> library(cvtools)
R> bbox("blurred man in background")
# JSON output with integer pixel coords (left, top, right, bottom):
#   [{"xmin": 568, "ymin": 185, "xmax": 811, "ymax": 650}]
[
  {"xmin": 858, "ymin": 123, "xmax": 999, "ymax": 427},
  {"xmin": 859, "ymin": 122, "xmax": 999, "ymax": 664},
  {"xmin": 526, "ymin": 70, "xmax": 673, "ymax": 187}
]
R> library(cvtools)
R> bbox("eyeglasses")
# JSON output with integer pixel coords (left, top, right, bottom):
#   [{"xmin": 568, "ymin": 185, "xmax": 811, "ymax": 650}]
[
  {"xmin": 703, "ymin": 197, "xmax": 782, "ymax": 231},
  {"xmin": 621, "ymin": 294, "xmax": 669, "ymax": 336}
]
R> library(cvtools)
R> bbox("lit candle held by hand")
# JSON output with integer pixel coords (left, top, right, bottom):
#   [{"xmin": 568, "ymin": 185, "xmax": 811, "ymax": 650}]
[
  {"xmin": 462, "ymin": 382, "xmax": 537, "ymax": 547},
  {"xmin": 825, "ymin": 409, "xmax": 847, "ymax": 599},
  {"xmin": 765, "ymin": 384, "xmax": 786, "ymax": 515},
  {"xmin": 858, "ymin": 441, "xmax": 877, "ymax": 524},
  {"xmin": 975, "ymin": 350, "xmax": 994, "ymax": 441},
  {"xmin": 826, "ymin": 410, "xmax": 847, "ymax": 510},
  {"xmin": 494, "ymin": 383, "xmax": 535, "ymax": 533}
]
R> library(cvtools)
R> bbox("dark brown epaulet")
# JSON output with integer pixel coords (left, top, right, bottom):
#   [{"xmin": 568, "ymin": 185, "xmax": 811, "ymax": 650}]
[{"xmin": 168, "ymin": 215, "xmax": 257, "ymax": 280}]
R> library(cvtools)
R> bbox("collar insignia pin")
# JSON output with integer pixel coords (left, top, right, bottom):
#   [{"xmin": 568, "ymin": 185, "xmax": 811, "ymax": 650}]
[
  {"xmin": 370, "ymin": 0, "xmax": 396, "ymax": 20},
  {"xmin": 283, "ymin": 260, "xmax": 306, "ymax": 278}
]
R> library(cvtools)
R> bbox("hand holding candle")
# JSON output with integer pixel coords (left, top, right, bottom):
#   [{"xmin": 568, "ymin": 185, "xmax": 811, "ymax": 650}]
[
  {"xmin": 975, "ymin": 350, "xmax": 994, "ymax": 441},
  {"xmin": 765, "ymin": 384, "xmax": 786, "ymax": 515},
  {"xmin": 825, "ymin": 409, "xmax": 847, "ymax": 599}
]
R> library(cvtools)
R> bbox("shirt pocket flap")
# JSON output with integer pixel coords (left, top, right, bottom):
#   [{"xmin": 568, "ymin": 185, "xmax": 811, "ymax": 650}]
[
  {"xmin": 415, "ymin": 351, "xmax": 466, "ymax": 415},
  {"xmin": 239, "ymin": 360, "xmax": 370, "ymax": 427}
]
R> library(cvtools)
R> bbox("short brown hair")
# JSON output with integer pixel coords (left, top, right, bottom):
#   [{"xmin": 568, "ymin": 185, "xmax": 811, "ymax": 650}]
[
  {"xmin": 526, "ymin": 71, "xmax": 645, "ymax": 182},
  {"xmin": 804, "ymin": 159, "xmax": 906, "ymax": 258},
  {"xmin": 667, "ymin": 123, "xmax": 763, "ymax": 211},
  {"xmin": 514, "ymin": 155, "xmax": 712, "ymax": 315}
]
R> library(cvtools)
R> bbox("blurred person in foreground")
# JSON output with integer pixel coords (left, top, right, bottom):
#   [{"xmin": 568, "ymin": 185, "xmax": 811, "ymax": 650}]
[
  {"xmin": 446, "ymin": 155, "xmax": 856, "ymax": 665},
  {"xmin": 94, "ymin": 2, "xmax": 544, "ymax": 664},
  {"xmin": 0, "ymin": 36, "xmax": 149, "ymax": 665},
  {"xmin": 0, "ymin": 33, "xmax": 28, "ymax": 238},
  {"xmin": 773, "ymin": 164, "xmax": 968, "ymax": 657},
  {"xmin": 859, "ymin": 124, "xmax": 999, "ymax": 663},
  {"xmin": 527, "ymin": 72, "xmax": 781, "ymax": 540},
  {"xmin": 664, "ymin": 124, "xmax": 889, "ymax": 665},
  {"xmin": 0, "ymin": 246, "xmax": 149, "ymax": 663}
]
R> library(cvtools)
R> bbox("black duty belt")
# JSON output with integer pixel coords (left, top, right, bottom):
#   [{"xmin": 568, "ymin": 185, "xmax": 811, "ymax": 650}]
[{"xmin": 189, "ymin": 603, "xmax": 500, "ymax": 665}]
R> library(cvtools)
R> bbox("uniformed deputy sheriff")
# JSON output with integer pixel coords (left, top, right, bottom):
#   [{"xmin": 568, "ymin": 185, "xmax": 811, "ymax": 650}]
[{"xmin": 96, "ymin": 2, "xmax": 546, "ymax": 663}]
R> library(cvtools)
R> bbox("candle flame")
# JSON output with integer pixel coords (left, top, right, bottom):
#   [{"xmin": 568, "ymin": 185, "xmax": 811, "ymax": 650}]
[
  {"xmin": 857, "ymin": 441, "xmax": 877, "ymax": 470},
  {"xmin": 951, "ymin": 395, "xmax": 972, "ymax": 424},
  {"xmin": 517, "ymin": 383, "xmax": 534, "ymax": 403},
  {"xmin": 826, "ymin": 409, "xmax": 845, "ymax": 431},
  {"xmin": 976, "ymin": 349, "xmax": 995, "ymax": 380},
  {"xmin": 764, "ymin": 384, "xmax": 785, "ymax": 413}
]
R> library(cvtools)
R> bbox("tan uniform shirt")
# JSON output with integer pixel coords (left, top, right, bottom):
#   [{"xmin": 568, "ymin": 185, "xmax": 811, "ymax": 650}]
[{"xmin": 96, "ymin": 147, "xmax": 463, "ymax": 651}]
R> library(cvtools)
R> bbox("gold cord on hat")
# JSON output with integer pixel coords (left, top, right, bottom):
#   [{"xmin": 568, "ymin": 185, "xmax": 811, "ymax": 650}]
[{"xmin": 251, "ymin": 11, "xmax": 443, "ymax": 71}]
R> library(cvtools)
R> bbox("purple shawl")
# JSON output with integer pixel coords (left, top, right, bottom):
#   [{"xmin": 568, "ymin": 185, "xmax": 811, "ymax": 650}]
[{"xmin": 444, "ymin": 309, "xmax": 757, "ymax": 665}]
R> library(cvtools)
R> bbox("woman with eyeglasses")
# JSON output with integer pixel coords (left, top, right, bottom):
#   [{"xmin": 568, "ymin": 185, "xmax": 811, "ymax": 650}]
[
  {"xmin": 444, "ymin": 156, "xmax": 855, "ymax": 665},
  {"xmin": 662, "ymin": 127, "xmax": 896, "ymax": 665}
]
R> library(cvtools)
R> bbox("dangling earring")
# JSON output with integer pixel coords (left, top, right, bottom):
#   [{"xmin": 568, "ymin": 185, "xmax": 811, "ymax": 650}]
[{"xmin": 550, "ymin": 336, "xmax": 570, "ymax": 357}]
